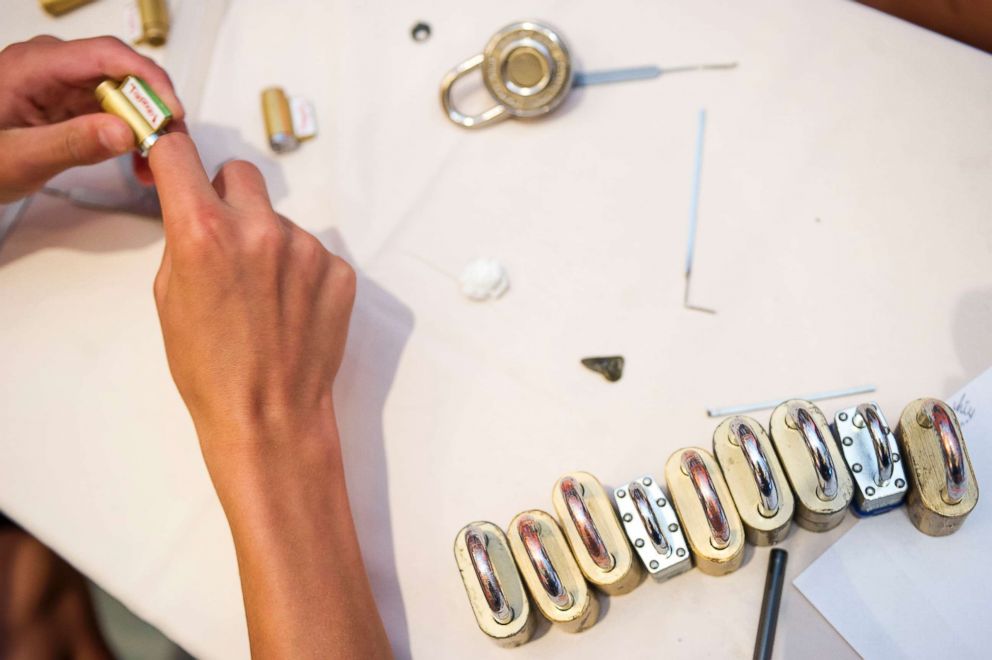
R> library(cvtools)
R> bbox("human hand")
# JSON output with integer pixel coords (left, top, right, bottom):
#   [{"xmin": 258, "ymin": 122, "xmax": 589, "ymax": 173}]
[
  {"xmin": 0, "ymin": 35, "xmax": 183, "ymax": 203},
  {"xmin": 148, "ymin": 132, "xmax": 356, "ymax": 478}
]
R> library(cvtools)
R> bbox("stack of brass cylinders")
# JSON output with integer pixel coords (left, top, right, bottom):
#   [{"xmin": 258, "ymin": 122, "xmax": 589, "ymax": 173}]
[{"xmin": 454, "ymin": 396, "xmax": 979, "ymax": 646}]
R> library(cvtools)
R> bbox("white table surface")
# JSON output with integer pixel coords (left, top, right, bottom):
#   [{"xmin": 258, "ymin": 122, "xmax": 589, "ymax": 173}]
[{"xmin": 2, "ymin": 1, "xmax": 990, "ymax": 658}]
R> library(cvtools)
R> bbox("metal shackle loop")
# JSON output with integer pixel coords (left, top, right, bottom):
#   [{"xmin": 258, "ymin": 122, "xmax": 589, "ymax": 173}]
[
  {"xmin": 465, "ymin": 526, "xmax": 514, "ymax": 624},
  {"xmin": 517, "ymin": 517, "xmax": 573, "ymax": 610},
  {"xmin": 858, "ymin": 404, "xmax": 893, "ymax": 486},
  {"xmin": 681, "ymin": 451, "xmax": 731, "ymax": 550},
  {"xmin": 560, "ymin": 477, "xmax": 615, "ymax": 571},
  {"xmin": 731, "ymin": 420, "xmax": 780, "ymax": 517},
  {"xmin": 926, "ymin": 401, "xmax": 967, "ymax": 504},
  {"xmin": 439, "ymin": 53, "xmax": 508, "ymax": 129},
  {"xmin": 628, "ymin": 481, "xmax": 671, "ymax": 556},
  {"xmin": 789, "ymin": 404, "xmax": 839, "ymax": 501}
]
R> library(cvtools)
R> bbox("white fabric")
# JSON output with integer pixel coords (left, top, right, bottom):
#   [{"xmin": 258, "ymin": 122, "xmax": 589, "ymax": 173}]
[{"xmin": 2, "ymin": 1, "xmax": 991, "ymax": 658}]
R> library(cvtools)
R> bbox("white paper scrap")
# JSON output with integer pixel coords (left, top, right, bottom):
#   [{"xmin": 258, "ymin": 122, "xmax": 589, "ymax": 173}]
[{"xmin": 794, "ymin": 368, "xmax": 992, "ymax": 659}]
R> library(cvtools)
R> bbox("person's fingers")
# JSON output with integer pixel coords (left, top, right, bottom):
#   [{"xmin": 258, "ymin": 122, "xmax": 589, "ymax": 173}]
[
  {"xmin": 0, "ymin": 114, "xmax": 132, "ymax": 199},
  {"xmin": 133, "ymin": 122, "xmax": 188, "ymax": 186},
  {"xmin": 42, "ymin": 36, "xmax": 185, "ymax": 121},
  {"xmin": 211, "ymin": 160, "xmax": 271, "ymax": 210},
  {"xmin": 146, "ymin": 132, "xmax": 217, "ymax": 234}
]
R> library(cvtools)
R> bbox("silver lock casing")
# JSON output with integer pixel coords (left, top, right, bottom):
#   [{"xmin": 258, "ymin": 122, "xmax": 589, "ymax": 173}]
[
  {"xmin": 833, "ymin": 403, "xmax": 908, "ymax": 515},
  {"xmin": 614, "ymin": 476, "xmax": 692, "ymax": 582}
]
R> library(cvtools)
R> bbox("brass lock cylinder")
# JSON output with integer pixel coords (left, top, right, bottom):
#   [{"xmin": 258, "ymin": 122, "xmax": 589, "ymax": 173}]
[
  {"xmin": 551, "ymin": 472, "xmax": 642, "ymax": 595},
  {"xmin": 38, "ymin": 0, "xmax": 94, "ymax": 15},
  {"xmin": 713, "ymin": 416, "xmax": 794, "ymax": 545},
  {"xmin": 453, "ymin": 522, "xmax": 534, "ymax": 647},
  {"xmin": 136, "ymin": 0, "xmax": 170, "ymax": 46},
  {"xmin": 507, "ymin": 510, "xmax": 598, "ymax": 632},
  {"xmin": 665, "ymin": 448, "xmax": 745, "ymax": 576},
  {"xmin": 834, "ymin": 403, "xmax": 908, "ymax": 516},
  {"xmin": 614, "ymin": 476, "xmax": 693, "ymax": 582},
  {"xmin": 94, "ymin": 76, "xmax": 172, "ymax": 156},
  {"xmin": 896, "ymin": 398, "xmax": 979, "ymax": 536},
  {"xmin": 769, "ymin": 400, "xmax": 853, "ymax": 531}
]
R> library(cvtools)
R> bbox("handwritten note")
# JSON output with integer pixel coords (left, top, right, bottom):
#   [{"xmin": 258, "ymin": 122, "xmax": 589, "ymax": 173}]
[{"xmin": 795, "ymin": 368, "xmax": 991, "ymax": 659}]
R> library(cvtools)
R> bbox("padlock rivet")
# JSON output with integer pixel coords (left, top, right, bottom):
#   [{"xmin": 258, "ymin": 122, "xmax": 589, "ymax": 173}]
[
  {"xmin": 635, "ymin": 539, "xmax": 645, "ymax": 548},
  {"xmin": 866, "ymin": 486, "xmax": 875, "ymax": 496},
  {"xmin": 838, "ymin": 412, "xmax": 849, "ymax": 421},
  {"xmin": 676, "ymin": 548, "xmax": 686, "ymax": 557},
  {"xmin": 895, "ymin": 478, "xmax": 905, "ymax": 488},
  {"xmin": 616, "ymin": 489, "xmax": 626, "ymax": 498},
  {"xmin": 657, "ymin": 498, "xmax": 667, "ymax": 508},
  {"xmin": 623, "ymin": 513, "xmax": 633, "ymax": 523},
  {"xmin": 852, "ymin": 463, "xmax": 863, "ymax": 473},
  {"xmin": 642, "ymin": 477, "xmax": 653, "ymax": 486},
  {"xmin": 843, "ymin": 437, "xmax": 853, "ymax": 446},
  {"xmin": 649, "ymin": 560, "xmax": 659, "ymax": 570},
  {"xmin": 668, "ymin": 523, "xmax": 679, "ymax": 533},
  {"xmin": 892, "ymin": 453, "xmax": 900, "ymax": 462}
]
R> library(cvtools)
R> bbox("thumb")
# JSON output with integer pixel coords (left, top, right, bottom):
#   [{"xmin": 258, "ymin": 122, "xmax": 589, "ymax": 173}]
[{"xmin": 0, "ymin": 114, "xmax": 133, "ymax": 199}]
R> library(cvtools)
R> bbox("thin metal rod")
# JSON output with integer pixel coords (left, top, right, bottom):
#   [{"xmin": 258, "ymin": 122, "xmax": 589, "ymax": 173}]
[
  {"xmin": 683, "ymin": 109, "xmax": 716, "ymax": 314},
  {"xmin": 707, "ymin": 385, "xmax": 876, "ymax": 418},
  {"xmin": 573, "ymin": 61, "xmax": 738, "ymax": 87},
  {"xmin": 754, "ymin": 548, "xmax": 788, "ymax": 660}
]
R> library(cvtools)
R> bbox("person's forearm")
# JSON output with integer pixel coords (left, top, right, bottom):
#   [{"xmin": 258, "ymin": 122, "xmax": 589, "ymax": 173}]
[{"xmin": 201, "ymin": 413, "xmax": 391, "ymax": 659}]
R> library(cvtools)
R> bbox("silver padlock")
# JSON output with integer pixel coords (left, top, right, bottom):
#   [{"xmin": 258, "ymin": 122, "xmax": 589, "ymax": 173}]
[
  {"xmin": 833, "ymin": 403, "xmax": 908, "ymax": 516},
  {"xmin": 453, "ymin": 522, "xmax": 535, "ymax": 647},
  {"xmin": 769, "ymin": 400, "xmax": 854, "ymax": 531},
  {"xmin": 614, "ymin": 476, "xmax": 692, "ymax": 582},
  {"xmin": 440, "ymin": 21, "xmax": 573, "ymax": 128}
]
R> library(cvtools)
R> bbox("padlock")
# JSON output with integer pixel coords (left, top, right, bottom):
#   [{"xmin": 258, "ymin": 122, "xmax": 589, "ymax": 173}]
[
  {"xmin": 453, "ymin": 522, "xmax": 535, "ymax": 647},
  {"xmin": 769, "ymin": 400, "xmax": 853, "ymax": 531},
  {"xmin": 507, "ymin": 510, "xmax": 598, "ymax": 632},
  {"xmin": 614, "ymin": 476, "xmax": 692, "ymax": 582},
  {"xmin": 551, "ymin": 472, "xmax": 642, "ymax": 595},
  {"xmin": 896, "ymin": 398, "xmax": 979, "ymax": 536},
  {"xmin": 440, "ymin": 21, "xmax": 573, "ymax": 128},
  {"xmin": 665, "ymin": 448, "xmax": 745, "ymax": 576},
  {"xmin": 713, "ymin": 416, "xmax": 794, "ymax": 545},
  {"xmin": 834, "ymin": 403, "xmax": 908, "ymax": 515}
]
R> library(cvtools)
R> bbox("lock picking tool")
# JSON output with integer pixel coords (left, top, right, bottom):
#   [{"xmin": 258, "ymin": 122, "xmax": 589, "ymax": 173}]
[
  {"xmin": 713, "ymin": 417, "xmax": 794, "ymax": 545},
  {"xmin": 507, "ymin": 510, "xmax": 598, "ymax": 632},
  {"xmin": 833, "ymin": 403, "xmax": 908, "ymax": 516},
  {"xmin": 769, "ymin": 400, "xmax": 853, "ymax": 531},
  {"xmin": 896, "ymin": 398, "xmax": 979, "ymax": 536},
  {"xmin": 552, "ymin": 472, "xmax": 642, "ymax": 595},
  {"xmin": 665, "ymin": 448, "xmax": 744, "ymax": 576},
  {"xmin": 440, "ymin": 21, "xmax": 737, "ymax": 128},
  {"xmin": 614, "ymin": 476, "xmax": 692, "ymax": 582},
  {"xmin": 453, "ymin": 522, "xmax": 534, "ymax": 647}
]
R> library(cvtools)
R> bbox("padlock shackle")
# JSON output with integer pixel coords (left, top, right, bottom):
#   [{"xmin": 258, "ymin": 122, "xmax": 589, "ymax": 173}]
[
  {"xmin": 681, "ymin": 450, "xmax": 731, "ymax": 550},
  {"xmin": 440, "ymin": 53, "xmax": 509, "ymax": 129},
  {"xmin": 857, "ymin": 404, "xmax": 894, "ymax": 486},
  {"xmin": 927, "ymin": 401, "xmax": 967, "ymax": 504},
  {"xmin": 464, "ymin": 526, "xmax": 514, "ymax": 625},
  {"xmin": 517, "ymin": 516, "xmax": 573, "ymax": 610},
  {"xmin": 789, "ymin": 404, "xmax": 839, "ymax": 501},
  {"xmin": 628, "ymin": 481, "xmax": 671, "ymax": 556},
  {"xmin": 560, "ymin": 477, "xmax": 615, "ymax": 571},
  {"xmin": 732, "ymin": 421, "xmax": 780, "ymax": 517}
]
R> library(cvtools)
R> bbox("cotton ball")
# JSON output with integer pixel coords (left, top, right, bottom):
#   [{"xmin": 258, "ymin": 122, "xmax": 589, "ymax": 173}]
[{"xmin": 460, "ymin": 258, "xmax": 509, "ymax": 302}]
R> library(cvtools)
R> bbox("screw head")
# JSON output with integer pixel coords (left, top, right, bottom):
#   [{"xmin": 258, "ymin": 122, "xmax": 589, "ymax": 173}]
[
  {"xmin": 896, "ymin": 478, "xmax": 906, "ymax": 488},
  {"xmin": 642, "ymin": 477, "xmax": 653, "ymax": 486},
  {"xmin": 649, "ymin": 560, "xmax": 659, "ymax": 570},
  {"xmin": 853, "ymin": 463, "xmax": 863, "ymax": 473},
  {"xmin": 839, "ymin": 412, "xmax": 849, "ymax": 421},
  {"xmin": 657, "ymin": 498, "xmax": 667, "ymax": 507},
  {"xmin": 635, "ymin": 539, "xmax": 645, "ymax": 548},
  {"xmin": 668, "ymin": 523, "xmax": 679, "ymax": 533},
  {"xmin": 865, "ymin": 486, "xmax": 876, "ymax": 496},
  {"xmin": 617, "ymin": 489, "xmax": 627, "ymax": 498},
  {"xmin": 623, "ymin": 513, "xmax": 633, "ymax": 523},
  {"xmin": 843, "ymin": 437, "xmax": 853, "ymax": 446},
  {"xmin": 676, "ymin": 548, "xmax": 686, "ymax": 557},
  {"xmin": 892, "ymin": 453, "xmax": 900, "ymax": 463}
]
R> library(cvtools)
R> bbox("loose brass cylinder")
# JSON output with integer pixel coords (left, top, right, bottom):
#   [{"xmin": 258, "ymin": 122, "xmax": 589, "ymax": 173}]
[
  {"xmin": 453, "ymin": 522, "xmax": 534, "ymax": 647},
  {"xmin": 665, "ymin": 448, "xmax": 745, "ymax": 576},
  {"xmin": 136, "ymin": 0, "xmax": 170, "ymax": 46},
  {"xmin": 39, "ymin": 0, "xmax": 94, "ymax": 15},
  {"xmin": 713, "ymin": 416, "xmax": 794, "ymax": 545},
  {"xmin": 507, "ymin": 510, "xmax": 598, "ymax": 632},
  {"xmin": 769, "ymin": 400, "xmax": 853, "ymax": 531},
  {"xmin": 551, "ymin": 471, "xmax": 642, "ymax": 595},
  {"xmin": 261, "ymin": 87, "xmax": 299, "ymax": 153},
  {"xmin": 896, "ymin": 398, "xmax": 979, "ymax": 536}
]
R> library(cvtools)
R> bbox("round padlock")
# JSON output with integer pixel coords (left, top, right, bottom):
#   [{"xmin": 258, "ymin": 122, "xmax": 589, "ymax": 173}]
[{"xmin": 441, "ymin": 21, "xmax": 573, "ymax": 128}]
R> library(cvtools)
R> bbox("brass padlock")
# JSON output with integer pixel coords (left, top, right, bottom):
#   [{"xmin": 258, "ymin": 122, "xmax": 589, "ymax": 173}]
[
  {"xmin": 551, "ymin": 472, "xmax": 642, "ymax": 595},
  {"xmin": 834, "ymin": 403, "xmax": 908, "ymax": 515},
  {"xmin": 769, "ymin": 400, "xmax": 853, "ymax": 531},
  {"xmin": 614, "ymin": 476, "xmax": 692, "ymax": 582},
  {"xmin": 665, "ymin": 448, "xmax": 744, "ymax": 576},
  {"xmin": 507, "ymin": 510, "xmax": 598, "ymax": 632},
  {"xmin": 713, "ymin": 416, "xmax": 794, "ymax": 545},
  {"xmin": 440, "ymin": 21, "xmax": 573, "ymax": 128},
  {"xmin": 896, "ymin": 398, "xmax": 979, "ymax": 536},
  {"xmin": 454, "ymin": 522, "xmax": 535, "ymax": 647}
]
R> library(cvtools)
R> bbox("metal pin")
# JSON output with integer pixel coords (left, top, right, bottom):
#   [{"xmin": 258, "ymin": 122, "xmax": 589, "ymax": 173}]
[
  {"xmin": 707, "ymin": 385, "xmax": 877, "ymax": 417},
  {"xmin": 574, "ymin": 62, "xmax": 738, "ymax": 87},
  {"xmin": 684, "ymin": 109, "xmax": 716, "ymax": 314}
]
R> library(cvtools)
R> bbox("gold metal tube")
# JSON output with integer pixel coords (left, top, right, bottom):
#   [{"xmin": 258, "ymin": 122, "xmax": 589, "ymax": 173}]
[
  {"xmin": 136, "ymin": 0, "xmax": 170, "ymax": 46},
  {"xmin": 95, "ymin": 77, "xmax": 172, "ymax": 156},
  {"xmin": 261, "ymin": 87, "xmax": 299, "ymax": 153},
  {"xmin": 38, "ymin": 0, "xmax": 95, "ymax": 16}
]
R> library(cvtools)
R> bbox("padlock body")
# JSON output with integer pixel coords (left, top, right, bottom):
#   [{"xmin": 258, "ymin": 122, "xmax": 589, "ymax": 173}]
[
  {"xmin": 614, "ymin": 476, "xmax": 693, "ymax": 581},
  {"xmin": 834, "ymin": 403, "xmax": 908, "ymax": 516}
]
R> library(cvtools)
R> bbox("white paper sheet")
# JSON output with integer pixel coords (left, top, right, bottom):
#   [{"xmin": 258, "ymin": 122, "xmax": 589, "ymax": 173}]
[{"xmin": 794, "ymin": 368, "xmax": 992, "ymax": 659}]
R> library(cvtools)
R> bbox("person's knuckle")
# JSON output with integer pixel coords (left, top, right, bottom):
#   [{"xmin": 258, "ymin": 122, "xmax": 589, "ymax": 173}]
[
  {"xmin": 330, "ymin": 257, "xmax": 357, "ymax": 298},
  {"xmin": 223, "ymin": 159, "xmax": 263, "ymax": 183},
  {"xmin": 245, "ymin": 220, "xmax": 287, "ymax": 256}
]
